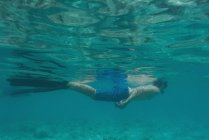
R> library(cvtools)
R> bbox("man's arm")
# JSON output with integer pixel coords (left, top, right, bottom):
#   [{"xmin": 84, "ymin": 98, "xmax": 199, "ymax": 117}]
[
  {"xmin": 130, "ymin": 85, "xmax": 160, "ymax": 100},
  {"xmin": 115, "ymin": 88, "xmax": 135, "ymax": 108},
  {"xmin": 115, "ymin": 85, "xmax": 160, "ymax": 108}
]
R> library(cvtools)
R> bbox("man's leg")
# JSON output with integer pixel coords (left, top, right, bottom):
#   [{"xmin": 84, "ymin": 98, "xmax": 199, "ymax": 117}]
[{"xmin": 67, "ymin": 82, "xmax": 96, "ymax": 98}]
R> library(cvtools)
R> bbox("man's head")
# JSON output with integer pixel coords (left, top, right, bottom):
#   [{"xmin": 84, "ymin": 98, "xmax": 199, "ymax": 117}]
[{"xmin": 153, "ymin": 78, "xmax": 167, "ymax": 93}]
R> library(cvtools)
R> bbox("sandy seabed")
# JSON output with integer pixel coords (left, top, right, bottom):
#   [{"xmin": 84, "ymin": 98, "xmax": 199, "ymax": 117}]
[{"xmin": 0, "ymin": 118, "xmax": 208, "ymax": 140}]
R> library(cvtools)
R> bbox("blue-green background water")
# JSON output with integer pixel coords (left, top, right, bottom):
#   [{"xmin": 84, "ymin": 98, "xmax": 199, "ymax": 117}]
[{"xmin": 0, "ymin": 0, "xmax": 209, "ymax": 139}]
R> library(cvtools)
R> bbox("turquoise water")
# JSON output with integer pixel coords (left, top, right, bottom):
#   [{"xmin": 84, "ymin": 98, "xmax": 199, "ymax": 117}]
[{"xmin": 0, "ymin": 0, "xmax": 209, "ymax": 139}]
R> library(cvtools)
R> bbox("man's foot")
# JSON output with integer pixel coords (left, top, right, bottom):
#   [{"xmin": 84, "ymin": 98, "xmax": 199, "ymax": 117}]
[{"xmin": 67, "ymin": 82, "xmax": 80, "ymax": 87}]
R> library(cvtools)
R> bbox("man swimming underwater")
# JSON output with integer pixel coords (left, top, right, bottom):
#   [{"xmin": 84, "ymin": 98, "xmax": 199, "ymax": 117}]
[{"xmin": 7, "ymin": 69, "xmax": 167, "ymax": 108}]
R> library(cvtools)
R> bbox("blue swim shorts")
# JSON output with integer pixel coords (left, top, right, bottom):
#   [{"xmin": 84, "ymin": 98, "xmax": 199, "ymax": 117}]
[{"xmin": 93, "ymin": 68, "xmax": 129, "ymax": 102}]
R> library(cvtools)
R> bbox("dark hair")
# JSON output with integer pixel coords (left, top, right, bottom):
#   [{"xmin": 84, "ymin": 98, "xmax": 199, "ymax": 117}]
[{"xmin": 153, "ymin": 78, "xmax": 167, "ymax": 93}]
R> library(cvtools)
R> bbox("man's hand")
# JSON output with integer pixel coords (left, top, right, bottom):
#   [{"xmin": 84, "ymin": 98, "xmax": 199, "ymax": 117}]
[{"xmin": 115, "ymin": 99, "xmax": 128, "ymax": 109}]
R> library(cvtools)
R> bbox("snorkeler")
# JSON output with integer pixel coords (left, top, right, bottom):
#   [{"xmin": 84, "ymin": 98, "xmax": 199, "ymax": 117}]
[
  {"xmin": 7, "ymin": 69, "xmax": 167, "ymax": 108},
  {"xmin": 67, "ymin": 69, "xmax": 167, "ymax": 108}
]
